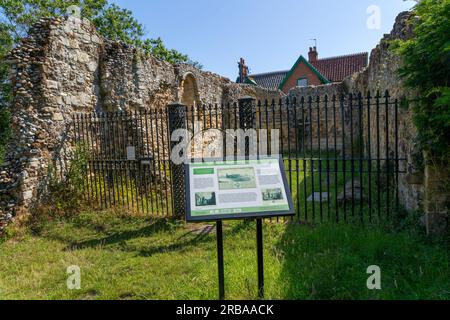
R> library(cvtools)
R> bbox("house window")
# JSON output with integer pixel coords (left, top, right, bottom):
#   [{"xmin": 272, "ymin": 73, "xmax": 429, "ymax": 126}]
[{"xmin": 297, "ymin": 78, "xmax": 308, "ymax": 87}]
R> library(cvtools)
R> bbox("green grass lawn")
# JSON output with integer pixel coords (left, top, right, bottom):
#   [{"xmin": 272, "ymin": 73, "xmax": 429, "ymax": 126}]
[{"xmin": 0, "ymin": 211, "xmax": 449, "ymax": 300}]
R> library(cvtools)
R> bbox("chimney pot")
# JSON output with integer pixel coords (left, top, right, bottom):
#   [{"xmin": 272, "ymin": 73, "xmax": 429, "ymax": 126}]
[
  {"xmin": 238, "ymin": 58, "xmax": 249, "ymax": 83},
  {"xmin": 308, "ymin": 47, "xmax": 318, "ymax": 63}
]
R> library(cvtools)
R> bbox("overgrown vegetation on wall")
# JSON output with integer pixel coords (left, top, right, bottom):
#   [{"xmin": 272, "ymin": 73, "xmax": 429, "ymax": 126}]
[
  {"xmin": 44, "ymin": 144, "xmax": 90, "ymax": 216},
  {"xmin": 394, "ymin": 0, "xmax": 450, "ymax": 163}
]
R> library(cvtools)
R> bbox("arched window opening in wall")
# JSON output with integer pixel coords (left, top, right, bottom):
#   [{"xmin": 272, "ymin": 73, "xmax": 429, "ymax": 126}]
[{"xmin": 180, "ymin": 73, "xmax": 201, "ymax": 107}]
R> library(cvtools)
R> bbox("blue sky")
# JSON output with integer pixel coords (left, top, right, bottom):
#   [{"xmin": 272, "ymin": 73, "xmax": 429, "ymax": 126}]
[{"xmin": 111, "ymin": 0, "xmax": 415, "ymax": 80}]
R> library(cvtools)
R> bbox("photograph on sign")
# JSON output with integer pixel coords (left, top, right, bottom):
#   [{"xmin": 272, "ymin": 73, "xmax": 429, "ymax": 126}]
[
  {"xmin": 218, "ymin": 167, "xmax": 257, "ymax": 190},
  {"xmin": 185, "ymin": 157, "xmax": 295, "ymax": 221}
]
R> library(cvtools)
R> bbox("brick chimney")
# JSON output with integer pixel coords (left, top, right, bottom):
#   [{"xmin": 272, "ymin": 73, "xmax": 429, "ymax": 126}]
[
  {"xmin": 238, "ymin": 58, "xmax": 249, "ymax": 83},
  {"xmin": 308, "ymin": 47, "xmax": 318, "ymax": 63}
]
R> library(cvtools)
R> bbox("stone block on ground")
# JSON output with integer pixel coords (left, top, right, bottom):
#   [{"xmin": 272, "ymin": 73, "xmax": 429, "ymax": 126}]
[
  {"xmin": 307, "ymin": 192, "xmax": 329, "ymax": 202},
  {"xmin": 337, "ymin": 180, "xmax": 365, "ymax": 204}
]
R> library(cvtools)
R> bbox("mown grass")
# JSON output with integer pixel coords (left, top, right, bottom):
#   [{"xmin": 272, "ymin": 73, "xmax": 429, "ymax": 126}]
[{"xmin": 0, "ymin": 210, "xmax": 448, "ymax": 300}]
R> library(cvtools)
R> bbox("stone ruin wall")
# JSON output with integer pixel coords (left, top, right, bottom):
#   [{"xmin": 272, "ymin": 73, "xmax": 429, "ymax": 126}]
[
  {"xmin": 0, "ymin": 17, "xmax": 104, "ymax": 230},
  {"xmin": 287, "ymin": 83, "xmax": 348, "ymax": 153},
  {"xmin": 0, "ymin": 16, "xmax": 284, "ymax": 232},
  {"xmin": 0, "ymin": 12, "xmax": 446, "ymax": 234},
  {"xmin": 348, "ymin": 11, "xmax": 424, "ymax": 213}
]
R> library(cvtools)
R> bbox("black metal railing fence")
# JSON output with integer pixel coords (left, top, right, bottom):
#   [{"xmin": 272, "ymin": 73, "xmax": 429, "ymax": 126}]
[{"xmin": 72, "ymin": 91, "xmax": 406, "ymax": 223}]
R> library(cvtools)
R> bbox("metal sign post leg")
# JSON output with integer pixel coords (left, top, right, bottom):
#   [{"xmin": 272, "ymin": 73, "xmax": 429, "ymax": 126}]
[
  {"xmin": 256, "ymin": 219, "xmax": 264, "ymax": 299},
  {"xmin": 216, "ymin": 220, "xmax": 225, "ymax": 300}
]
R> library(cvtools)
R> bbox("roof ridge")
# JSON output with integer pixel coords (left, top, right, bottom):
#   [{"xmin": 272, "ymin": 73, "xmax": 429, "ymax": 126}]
[
  {"xmin": 316, "ymin": 52, "xmax": 368, "ymax": 62},
  {"xmin": 249, "ymin": 70, "xmax": 289, "ymax": 77}
]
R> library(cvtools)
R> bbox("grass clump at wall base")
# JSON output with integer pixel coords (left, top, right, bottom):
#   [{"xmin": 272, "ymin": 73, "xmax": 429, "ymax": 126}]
[
  {"xmin": 0, "ymin": 210, "xmax": 448, "ymax": 300},
  {"xmin": 35, "ymin": 144, "xmax": 90, "ymax": 220}
]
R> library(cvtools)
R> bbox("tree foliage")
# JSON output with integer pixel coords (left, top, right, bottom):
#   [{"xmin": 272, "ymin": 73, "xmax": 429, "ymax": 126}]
[
  {"xmin": 0, "ymin": 0, "xmax": 107, "ymax": 40},
  {"xmin": 92, "ymin": 3, "xmax": 144, "ymax": 45},
  {"xmin": 394, "ymin": 0, "xmax": 450, "ymax": 161},
  {"xmin": 0, "ymin": 0, "xmax": 195, "ymax": 62}
]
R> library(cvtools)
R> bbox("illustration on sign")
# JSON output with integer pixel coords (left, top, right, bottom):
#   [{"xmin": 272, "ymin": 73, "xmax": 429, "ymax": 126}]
[{"xmin": 218, "ymin": 167, "xmax": 257, "ymax": 190}]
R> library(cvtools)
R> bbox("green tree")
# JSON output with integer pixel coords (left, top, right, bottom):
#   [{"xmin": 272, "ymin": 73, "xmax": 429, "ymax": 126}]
[
  {"xmin": 93, "ymin": 3, "xmax": 144, "ymax": 45},
  {"xmin": 0, "ymin": 0, "xmax": 195, "ymax": 62},
  {"xmin": 394, "ymin": 0, "xmax": 450, "ymax": 161},
  {"xmin": 0, "ymin": 0, "xmax": 107, "ymax": 40}
]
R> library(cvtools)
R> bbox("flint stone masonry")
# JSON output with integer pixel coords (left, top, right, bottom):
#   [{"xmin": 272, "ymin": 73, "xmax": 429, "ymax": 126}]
[
  {"xmin": 347, "ymin": 12, "xmax": 423, "ymax": 215},
  {"xmin": 100, "ymin": 40, "xmax": 233, "ymax": 111},
  {"xmin": 0, "ymin": 16, "xmax": 103, "ymax": 231}
]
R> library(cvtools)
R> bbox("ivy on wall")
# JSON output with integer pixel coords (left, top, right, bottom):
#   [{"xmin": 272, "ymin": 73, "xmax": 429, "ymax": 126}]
[{"xmin": 394, "ymin": 0, "xmax": 450, "ymax": 163}]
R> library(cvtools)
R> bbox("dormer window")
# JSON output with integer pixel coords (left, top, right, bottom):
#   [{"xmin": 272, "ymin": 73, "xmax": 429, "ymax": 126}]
[{"xmin": 297, "ymin": 78, "xmax": 308, "ymax": 87}]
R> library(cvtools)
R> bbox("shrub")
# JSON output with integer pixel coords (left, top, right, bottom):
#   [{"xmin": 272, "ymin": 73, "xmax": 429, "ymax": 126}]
[
  {"xmin": 393, "ymin": 0, "xmax": 450, "ymax": 163},
  {"xmin": 44, "ymin": 144, "xmax": 90, "ymax": 217}
]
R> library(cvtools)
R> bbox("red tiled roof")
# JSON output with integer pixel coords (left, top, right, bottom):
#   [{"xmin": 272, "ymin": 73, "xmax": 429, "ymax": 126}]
[
  {"xmin": 246, "ymin": 52, "xmax": 368, "ymax": 90},
  {"xmin": 311, "ymin": 52, "xmax": 368, "ymax": 82}
]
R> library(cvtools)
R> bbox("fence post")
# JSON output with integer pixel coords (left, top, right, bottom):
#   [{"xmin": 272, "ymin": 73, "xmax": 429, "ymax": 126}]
[
  {"xmin": 238, "ymin": 96, "xmax": 256, "ymax": 159},
  {"xmin": 168, "ymin": 103, "xmax": 187, "ymax": 218},
  {"xmin": 239, "ymin": 96, "xmax": 256, "ymax": 130}
]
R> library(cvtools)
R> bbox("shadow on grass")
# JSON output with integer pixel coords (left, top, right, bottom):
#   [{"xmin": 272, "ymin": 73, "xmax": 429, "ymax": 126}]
[
  {"xmin": 134, "ymin": 225, "xmax": 215, "ymax": 257},
  {"xmin": 63, "ymin": 219, "xmax": 173, "ymax": 251},
  {"xmin": 57, "ymin": 217, "xmax": 261, "ymax": 258},
  {"xmin": 121, "ymin": 221, "xmax": 257, "ymax": 257},
  {"xmin": 58, "ymin": 219, "xmax": 218, "ymax": 258}
]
